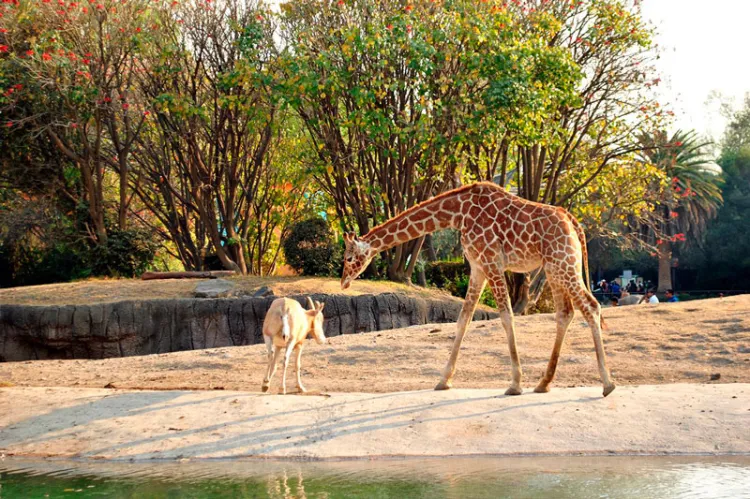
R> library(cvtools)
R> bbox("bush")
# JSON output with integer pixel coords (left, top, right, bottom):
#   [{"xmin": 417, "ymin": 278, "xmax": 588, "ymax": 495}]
[
  {"xmin": 282, "ymin": 217, "xmax": 342, "ymax": 276},
  {"xmin": 89, "ymin": 228, "xmax": 159, "ymax": 278},
  {"xmin": 448, "ymin": 273, "xmax": 497, "ymax": 308},
  {"xmin": 424, "ymin": 260, "xmax": 469, "ymax": 288}
]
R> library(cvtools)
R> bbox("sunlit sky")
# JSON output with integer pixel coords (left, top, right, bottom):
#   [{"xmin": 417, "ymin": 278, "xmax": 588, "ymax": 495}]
[{"xmin": 641, "ymin": 0, "xmax": 750, "ymax": 141}]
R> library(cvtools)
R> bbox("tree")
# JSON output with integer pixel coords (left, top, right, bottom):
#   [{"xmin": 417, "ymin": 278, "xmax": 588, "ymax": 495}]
[
  {"xmin": 683, "ymin": 96, "xmax": 750, "ymax": 290},
  {"xmin": 0, "ymin": 0, "xmax": 156, "ymax": 244},
  {"xmin": 131, "ymin": 0, "xmax": 307, "ymax": 274},
  {"xmin": 637, "ymin": 130, "xmax": 723, "ymax": 291},
  {"xmin": 279, "ymin": 0, "xmax": 580, "ymax": 283}
]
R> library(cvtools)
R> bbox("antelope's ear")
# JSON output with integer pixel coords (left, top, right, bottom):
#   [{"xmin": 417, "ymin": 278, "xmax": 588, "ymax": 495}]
[
  {"xmin": 343, "ymin": 232, "xmax": 353, "ymax": 244},
  {"xmin": 316, "ymin": 301, "xmax": 325, "ymax": 312},
  {"xmin": 306, "ymin": 296, "xmax": 315, "ymax": 310}
]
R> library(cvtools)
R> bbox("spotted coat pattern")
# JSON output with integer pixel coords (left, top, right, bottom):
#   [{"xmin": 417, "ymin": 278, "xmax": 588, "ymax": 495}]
[{"xmin": 341, "ymin": 182, "xmax": 615, "ymax": 397}]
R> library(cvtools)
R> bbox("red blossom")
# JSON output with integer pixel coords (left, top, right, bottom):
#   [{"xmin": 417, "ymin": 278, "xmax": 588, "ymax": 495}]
[
  {"xmin": 255, "ymin": 14, "xmax": 263, "ymax": 21},
  {"xmin": 122, "ymin": 103, "xmax": 129, "ymax": 110},
  {"xmin": 0, "ymin": 28, "xmax": 7, "ymax": 33},
  {"xmin": 42, "ymin": 52, "xmax": 51, "ymax": 60},
  {"xmin": 143, "ymin": 110, "xmax": 150, "ymax": 116},
  {"xmin": 337, "ymin": 0, "xmax": 344, "ymax": 5},
  {"xmin": 405, "ymin": 4, "xmax": 413, "ymax": 12},
  {"xmin": 25, "ymin": 49, "xmax": 34, "ymax": 56},
  {"xmin": 386, "ymin": 23, "xmax": 393, "ymax": 30},
  {"xmin": 0, "ymin": 45, "xmax": 8, "ymax": 53},
  {"xmin": 670, "ymin": 211, "xmax": 679, "ymax": 218},
  {"xmin": 5, "ymin": 122, "xmax": 12, "ymax": 127},
  {"xmin": 82, "ymin": 58, "xmax": 89, "ymax": 64}
]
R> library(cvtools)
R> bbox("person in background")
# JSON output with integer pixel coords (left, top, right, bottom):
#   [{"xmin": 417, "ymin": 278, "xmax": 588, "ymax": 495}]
[
  {"xmin": 639, "ymin": 289, "xmax": 659, "ymax": 304},
  {"xmin": 627, "ymin": 280, "xmax": 637, "ymax": 293},
  {"xmin": 610, "ymin": 280, "xmax": 621, "ymax": 298},
  {"xmin": 610, "ymin": 296, "xmax": 619, "ymax": 307},
  {"xmin": 665, "ymin": 289, "xmax": 679, "ymax": 303}
]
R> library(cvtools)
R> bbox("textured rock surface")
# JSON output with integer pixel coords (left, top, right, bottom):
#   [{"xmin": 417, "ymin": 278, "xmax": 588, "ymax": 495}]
[
  {"xmin": 193, "ymin": 279, "xmax": 235, "ymax": 298},
  {"xmin": 0, "ymin": 293, "xmax": 497, "ymax": 361}
]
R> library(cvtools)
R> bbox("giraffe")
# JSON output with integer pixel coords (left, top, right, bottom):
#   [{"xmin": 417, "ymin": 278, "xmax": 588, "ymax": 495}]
[{"xmin": 341, "ymin": 182, "xmax": 616, "ymax": 397}]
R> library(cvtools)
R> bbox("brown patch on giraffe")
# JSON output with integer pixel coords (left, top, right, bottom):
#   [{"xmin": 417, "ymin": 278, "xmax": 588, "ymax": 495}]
[{"xmin": 411, "ymin": 210, "xmax": 430, "ymax": 222}]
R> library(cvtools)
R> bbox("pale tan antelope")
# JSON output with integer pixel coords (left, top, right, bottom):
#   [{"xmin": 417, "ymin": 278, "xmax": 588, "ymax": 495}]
[{"xmin": 261, "ymin": 297, "xmax": 326, "ymax": 394}]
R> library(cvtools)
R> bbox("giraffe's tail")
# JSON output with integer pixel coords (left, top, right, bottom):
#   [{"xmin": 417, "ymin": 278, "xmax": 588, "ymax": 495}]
[{"xmin": 568, "ymin": 213, "xmax": 607, "ymax": 330}]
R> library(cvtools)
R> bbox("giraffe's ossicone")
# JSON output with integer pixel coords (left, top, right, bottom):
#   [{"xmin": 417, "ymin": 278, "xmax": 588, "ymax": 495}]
[{"xmin": 341, "ymin": 182, "xmax": 615, "ymax": 398}]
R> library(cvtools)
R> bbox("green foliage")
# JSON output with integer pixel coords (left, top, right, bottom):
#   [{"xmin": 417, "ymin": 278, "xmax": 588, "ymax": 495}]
[
  {"xmin": 89, "ymin": 227, "xmax": 159, "ymax": 278},
  {"xmin": 282, "ymin": 218, "xmax": 342, "ymax": 277},
  {"xmin": 448, "ymin": 274, "xmax": 497, "ymax": 309},
  {"xmin": 638, "ymin": 129, "xmax": 724, "ymax": 245},
  {"xmin": 424, "ymin": 261, "xmax": 469, "ymax": 289}
]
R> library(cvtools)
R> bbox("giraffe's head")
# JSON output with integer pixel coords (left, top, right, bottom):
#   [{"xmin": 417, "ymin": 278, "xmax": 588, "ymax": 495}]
[{"xmin": 341, "ymin": 232, "xmax": 374, "ymax": 290}]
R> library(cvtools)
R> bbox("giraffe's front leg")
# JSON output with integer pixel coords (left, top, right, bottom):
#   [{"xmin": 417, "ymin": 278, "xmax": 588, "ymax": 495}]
[
  {"xmin": 486, "ymin": 272, "xmax": 523, "ymax": 395},
  {"xmin": 436, "ymin": 265, "xmax": 486, "ymax": 390}
]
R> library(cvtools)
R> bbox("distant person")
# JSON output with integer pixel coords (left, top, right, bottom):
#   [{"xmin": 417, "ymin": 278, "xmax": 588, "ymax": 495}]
[
  {"xmin": 640, "ymin": 289, "xmax": 659, "ymax": 304},
  {"xmin": 637, "ymin": 282, "xmax": 644, "ymax": 293},
  {"xmin": 627, "ymin": 280, "xmax": 637, "ymax": 293},
  {"xmin": 610, "ymin": 296, "xmax": 619, "ymax": 307},
  {"xmin": 665, "ymin": 289, "xmax": 679, "ymax": 303},
  {"xmin": 610, "ymin": 281, "xmax": 621, "ymax": 297}
]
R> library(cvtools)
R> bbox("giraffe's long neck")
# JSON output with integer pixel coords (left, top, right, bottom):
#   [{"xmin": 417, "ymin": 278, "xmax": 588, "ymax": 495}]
[{"xmin": 363, "ymin": 187, "xmax": 471, "ymax": 253}]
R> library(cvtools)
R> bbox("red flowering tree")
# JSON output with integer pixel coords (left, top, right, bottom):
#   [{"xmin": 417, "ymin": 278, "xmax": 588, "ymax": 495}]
[
  {"xmin": 637, "ymin": 129, "xmax": 723, "ymax": 291},
  {"xmin": 0, "ymin": 0, "xmax": 157, "ymax": 243}
]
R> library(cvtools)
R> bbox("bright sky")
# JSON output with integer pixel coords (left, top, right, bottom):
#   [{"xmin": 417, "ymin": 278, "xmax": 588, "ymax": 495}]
[{"xmin": 640, "ymin": 0, "xmax": 750, "ymax": 142}]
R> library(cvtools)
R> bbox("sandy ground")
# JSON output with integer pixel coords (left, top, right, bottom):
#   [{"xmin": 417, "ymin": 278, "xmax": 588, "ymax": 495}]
[
  {"xmin": 1, "ymin": 295, "xmax": 748, "ymax": 392},
  {"xmin": 0, "ymin": 276, "xmax": 456, "ymax": 306},
  {"xmin": 1, "ymin": 296, "xmax": 748, "ymax": 460},
  {"xmin": 1, "ymin": 384, "xmax": 748, "ymax": 460}
]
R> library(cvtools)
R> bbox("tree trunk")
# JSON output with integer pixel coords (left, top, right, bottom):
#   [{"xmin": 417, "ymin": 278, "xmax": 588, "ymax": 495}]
[
  {"xmin": 657, "ymin": 240, "xmax": 672, "ymax": 292},
  {"xmin": 424, "ymin": 234, "xmax": 437, "ymax": 262},
  {"xmin": 509, "ymin": 272, "xmax": 531, "ymax": 314},
  {"xmin": 118, "ymin": 157, "xmax": 128, "ymax": 230}
]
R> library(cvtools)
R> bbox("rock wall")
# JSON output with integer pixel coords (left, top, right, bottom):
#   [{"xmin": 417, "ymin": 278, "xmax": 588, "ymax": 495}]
[{"xmin": 0, "ymin": 293, "xmax": 497, "ymax": 362}]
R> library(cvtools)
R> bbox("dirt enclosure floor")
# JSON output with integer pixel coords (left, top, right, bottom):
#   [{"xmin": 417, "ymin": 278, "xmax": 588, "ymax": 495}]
[{"xmin": 1, "ymin": 295, "xmax": 748, "ymax": 393}]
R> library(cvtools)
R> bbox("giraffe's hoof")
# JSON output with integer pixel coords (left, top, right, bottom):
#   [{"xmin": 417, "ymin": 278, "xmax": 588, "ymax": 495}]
[
  {"xmin": 603, "ymin": 383, "xmax": 616, "ymax": 397},
  {"xmin": 505, "ymin": 386, "xmax": 523, "ymax": 396},
  {"xmin": 261, "ymin": 385, "xmax": 269, "ymax": 393},
  {"xmin": 533, "ymin": 384, "xmax": 550, "ymax": 394},
  {"xmin": 434, "ymin": 380, "xmax": 452, "ymax": 391}
]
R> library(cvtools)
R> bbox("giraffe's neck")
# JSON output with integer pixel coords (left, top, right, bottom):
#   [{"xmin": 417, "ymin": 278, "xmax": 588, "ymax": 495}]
[{"xmin": 363, "ymin": 187, "xmax": 471, "ymax": 253}]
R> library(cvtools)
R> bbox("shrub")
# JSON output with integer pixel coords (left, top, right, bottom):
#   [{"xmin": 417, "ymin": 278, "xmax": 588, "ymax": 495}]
[
  {"xmin": 424, "ymin": 260, "xmax": 469, "ymax": 288},
  {"xmin": 89, "ymin": 228, "xmax": 159, "ymax": 278},
  {"xmin": 282, "ymin": 217, "xmax": 342, "ymax": 276},
  {"xmin": 448, "ymin": 274, "xmax": 497, "ymax": 308}
]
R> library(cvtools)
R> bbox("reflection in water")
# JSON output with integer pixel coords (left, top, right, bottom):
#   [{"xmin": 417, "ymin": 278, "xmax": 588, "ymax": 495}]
[{"xmin": 0, "ymin": 455, "xmax": 749, "ymax": 498}]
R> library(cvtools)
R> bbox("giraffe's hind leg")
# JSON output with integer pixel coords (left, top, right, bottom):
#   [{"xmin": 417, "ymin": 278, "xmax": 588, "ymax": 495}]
[
  {"xmin": 568, "ymin": 279, "xmax": 616, "ymax": 397},
  {"xmin": 534, "ymin": 281, "xmax": 574, "ymax": 393}
]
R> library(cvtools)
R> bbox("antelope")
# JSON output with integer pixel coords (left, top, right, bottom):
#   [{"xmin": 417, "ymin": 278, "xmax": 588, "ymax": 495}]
[{"xmin": 261, "ymin": 297, "xmax": 327, "ymax": 394}]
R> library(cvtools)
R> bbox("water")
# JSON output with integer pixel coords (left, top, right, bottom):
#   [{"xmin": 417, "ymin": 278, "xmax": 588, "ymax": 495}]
[{"xmin": 1, "ymin": 456, "xmax": 749, "ymax": 498}]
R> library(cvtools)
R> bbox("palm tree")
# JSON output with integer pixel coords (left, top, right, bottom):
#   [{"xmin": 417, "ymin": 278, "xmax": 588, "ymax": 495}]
[{"xmin": 638, "ymin": 130, "xmax": 723, "ymax": 292}]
